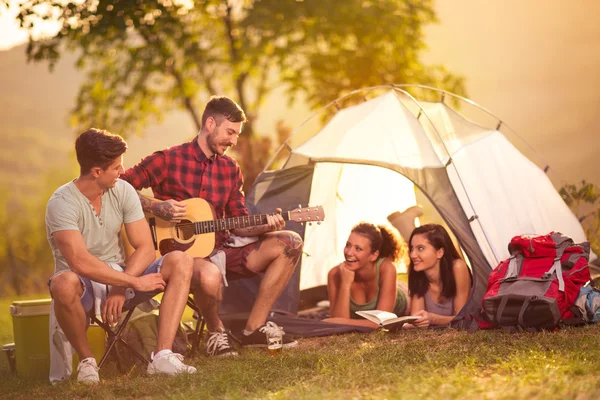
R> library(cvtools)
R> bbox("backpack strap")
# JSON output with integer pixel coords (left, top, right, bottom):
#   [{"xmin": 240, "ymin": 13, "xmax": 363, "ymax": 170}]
[
  {"xmin": 503, "ymin": 253, "xmax": 524, "ymax": 280},
  {"xmin": 517, "ymin": 297, "xmax": 533, "ymax": 327},
  {"xmin": 495, "ymin": 296, "xmax": 510, "ymax": 322},
  {"xmin": 542, "ymin": 234, "xmax": 572, "ymax": 292}
]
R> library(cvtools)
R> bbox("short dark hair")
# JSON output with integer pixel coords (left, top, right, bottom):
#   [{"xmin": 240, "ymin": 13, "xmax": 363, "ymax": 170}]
[
  {"xmin": 407, "ymin": 224, "xmax": 463, "ymax": 299},
  {"xmin": 201, "ymin": 96, "xmax": 247, "ymax": 128},
  {"xmin": 75, "ymin": 128, "xmax": 127, "ymax": 175},
  {"xmin": 351, "ymin": 222, "xmax": 403, "ymax": 263}
]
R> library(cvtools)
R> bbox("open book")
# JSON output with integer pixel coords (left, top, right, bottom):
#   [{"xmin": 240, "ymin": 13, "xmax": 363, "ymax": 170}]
[{"xmin": 355, "ymin": 310, "xmax": 419, "ymax": 327}]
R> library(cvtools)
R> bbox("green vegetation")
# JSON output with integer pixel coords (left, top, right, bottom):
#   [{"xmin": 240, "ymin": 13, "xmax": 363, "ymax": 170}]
[
  {"xmin": 1, "ymin": 300, "xmax": 600, "ymax": 400},
  {"xmin": 560, "ymin": 180, "xmax": 600, "ymax": 256},
  {"xmin": 7, "ymin": 0, "xmax": 465, "ymax": 191},
  {"xmin": 0, "ymin": 129, "xmax": 77, "ymax": 296}
]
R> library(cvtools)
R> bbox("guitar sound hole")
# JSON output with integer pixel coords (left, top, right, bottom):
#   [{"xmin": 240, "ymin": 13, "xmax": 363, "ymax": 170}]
[{"xmin": 175, "ymin": 220, "xmax": 195, "ymax": 240}]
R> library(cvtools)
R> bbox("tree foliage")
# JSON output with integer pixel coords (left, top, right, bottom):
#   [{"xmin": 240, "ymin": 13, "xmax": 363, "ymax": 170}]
[
  {"xmin": 560, "ymin": 180, "xmax": 600, "ymax": 257},
  {"xmin": 8, "ymin": 0, "xmax": 465, "ymax": 191}
]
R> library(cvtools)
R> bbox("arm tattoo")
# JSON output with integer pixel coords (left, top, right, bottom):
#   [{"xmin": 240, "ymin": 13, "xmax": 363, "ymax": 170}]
[
  {"xmin": 151, "ymin": 201, "xmax": 176, "ymax": 220},
  {"xmin": 138, "ymin": 193, "xmax": 153, "ymax": 213},
  {"xmin": 138, "ymin": 193, "xmax": 176, "ymax": 220}
]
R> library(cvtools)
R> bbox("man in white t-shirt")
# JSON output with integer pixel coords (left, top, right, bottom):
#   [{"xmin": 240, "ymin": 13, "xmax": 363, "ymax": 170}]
[{"xmin": 46, "ymin": 128, "xmax": 196, "ymax": 383}]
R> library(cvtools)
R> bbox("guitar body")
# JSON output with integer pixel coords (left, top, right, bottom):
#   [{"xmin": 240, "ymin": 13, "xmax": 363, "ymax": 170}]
[{"xmin": 122, "ymin": 198, "xmax": 217, "ymax": 259}]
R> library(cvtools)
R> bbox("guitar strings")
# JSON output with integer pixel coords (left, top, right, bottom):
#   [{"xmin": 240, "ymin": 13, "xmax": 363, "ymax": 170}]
[{"xmin": 173, "ymin": 215, "xmax": 271, "ymax": 235}]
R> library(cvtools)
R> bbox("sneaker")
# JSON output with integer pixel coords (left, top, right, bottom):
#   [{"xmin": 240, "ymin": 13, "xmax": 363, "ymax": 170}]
[
  {"xmin": 77, "ymin": 358, "xmax": 99, "ymax": 384},
  {"xmin": 206, "ymin": 329, "xmax": 239, "ymax": 357},
  {"xmin": 147, "ymin": 352, "xmax": 197, "ymax": 375},
  {"xmin": 240, "ymin": 321, "xmax": 298, "ymax": 348}
]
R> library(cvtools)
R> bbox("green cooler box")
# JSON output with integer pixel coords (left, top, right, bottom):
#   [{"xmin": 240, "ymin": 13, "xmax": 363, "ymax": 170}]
[
  {"xmin": 10, "ymin": 299, "xmax": 52, "ymax": 378},
  {"xmin": 10, "ymin": 299, "xmax": 106, "ymax": 379}
]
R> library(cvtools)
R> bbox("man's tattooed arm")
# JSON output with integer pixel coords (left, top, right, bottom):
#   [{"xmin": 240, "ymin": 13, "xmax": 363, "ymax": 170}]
[
  {"xmin": 138, "ymin": 193, "xmax": 155, "ymax": 213},
  {"xmin": 137, "ymin": 193, "xmax": 176, "ymax": 221}
]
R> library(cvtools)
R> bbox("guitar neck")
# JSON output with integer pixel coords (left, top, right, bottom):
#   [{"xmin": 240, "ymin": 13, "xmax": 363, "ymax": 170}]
[{"xmin": 193, "ymin": 212, "xmax": 291, "ymax": 234}]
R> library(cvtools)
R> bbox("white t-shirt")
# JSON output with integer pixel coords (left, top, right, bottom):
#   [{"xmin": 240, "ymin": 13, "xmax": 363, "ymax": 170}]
[{"xmin": 46, "ymin": 179, "xmax": 145, "ymax": 273}]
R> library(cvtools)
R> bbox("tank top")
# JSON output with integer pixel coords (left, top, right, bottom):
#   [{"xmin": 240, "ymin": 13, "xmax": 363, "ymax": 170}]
[
  {"xmin": 424, "ymin": 291, "xmax": 454, "ymax": 316},
  {"xmin": 349, "ymin": 258, "xmax": 407, "ymax": 319}
]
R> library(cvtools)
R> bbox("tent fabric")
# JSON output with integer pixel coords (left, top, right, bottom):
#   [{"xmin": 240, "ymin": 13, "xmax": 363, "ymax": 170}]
[
  {"xmin": 227, "ymin": 87, "xmax": 592, "ymax": 325},
  {"xmin": 447, "ymin": 130, "xmax": 590, "ymax": 267},
  {"xmin": 294, "ymin": 91, "xmax": 444, "ymax": 169}
]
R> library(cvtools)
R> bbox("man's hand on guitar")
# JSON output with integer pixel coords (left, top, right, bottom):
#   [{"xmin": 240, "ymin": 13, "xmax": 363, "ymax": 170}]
[
  {"xmin": 266, "ymin": 208, "xmax": 286, "ymax": 232},
  {"xmin": 151, "ymin": 199, "xmax": 187, "ymax": 222},
  {"xmin": 132, "ymin": 273, "xmax": 166, "ymax": 292}
]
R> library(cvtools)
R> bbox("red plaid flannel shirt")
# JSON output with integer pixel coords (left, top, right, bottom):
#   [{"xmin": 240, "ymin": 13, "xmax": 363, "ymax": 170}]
[{"xmin": 121, "ymin": 139, "xmax": 248, "ymax": 246}]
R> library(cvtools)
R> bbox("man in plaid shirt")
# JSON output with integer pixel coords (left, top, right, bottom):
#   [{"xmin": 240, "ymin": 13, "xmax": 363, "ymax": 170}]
[{"xmin": 121, "ymin": 96, "xmax": 302, "ymax": 356}]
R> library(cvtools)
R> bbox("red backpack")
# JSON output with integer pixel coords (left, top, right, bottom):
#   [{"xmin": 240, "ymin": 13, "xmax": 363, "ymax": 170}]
[{"xmin": 480, "ymin": 232, "xmax": 590, "ymax": 330}]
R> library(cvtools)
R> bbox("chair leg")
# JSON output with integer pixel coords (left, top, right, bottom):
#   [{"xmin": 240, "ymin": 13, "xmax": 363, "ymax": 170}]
[
  {"xmin": 187, "ymin": 296, "xmax": 205, "ymax": 355},
  {"xmin": 92, "ymin": 308, "xmax": 151, "ymax": 369}
]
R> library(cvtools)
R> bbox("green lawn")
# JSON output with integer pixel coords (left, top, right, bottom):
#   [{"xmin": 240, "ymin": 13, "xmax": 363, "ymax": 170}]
[{"xmin": 2, "ymin": 293, "xmax": 600, "ymax": 399}]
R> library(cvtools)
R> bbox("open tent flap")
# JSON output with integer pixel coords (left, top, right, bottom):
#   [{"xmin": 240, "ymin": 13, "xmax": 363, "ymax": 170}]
[{"xmin": 301, "ymin": 163, "xmax": 418, "ymax": 290}]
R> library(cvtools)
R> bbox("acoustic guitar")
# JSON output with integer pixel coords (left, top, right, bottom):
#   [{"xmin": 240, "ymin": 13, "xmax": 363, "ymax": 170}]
[{"xmin": 122, "ymin": 197, "xmax": 325, "ymax": 259}]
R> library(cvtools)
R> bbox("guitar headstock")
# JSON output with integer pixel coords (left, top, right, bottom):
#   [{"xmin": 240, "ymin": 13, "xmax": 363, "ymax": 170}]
[{"xmin": 287, "ymin": 205, "xmax": 325, "ymax": 225}]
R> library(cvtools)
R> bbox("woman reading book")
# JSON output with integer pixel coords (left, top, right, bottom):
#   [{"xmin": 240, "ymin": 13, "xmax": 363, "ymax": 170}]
[
  {"xmin": 407, "ymin": 224, "xmax": 472, "ymax": 328},
  {"xmin": 324, "ymin": 222, "xmax": 408, "ymax": 328}
]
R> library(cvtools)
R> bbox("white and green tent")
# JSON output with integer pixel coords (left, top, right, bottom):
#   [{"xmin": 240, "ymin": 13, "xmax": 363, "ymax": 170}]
[{"xmin": 222, "ymin": 85, "xmax": 594, "ymax": 321}]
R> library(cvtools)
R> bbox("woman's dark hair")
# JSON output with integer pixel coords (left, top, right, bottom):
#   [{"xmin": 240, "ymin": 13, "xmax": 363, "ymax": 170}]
[
  {"xmin": 351, "ymin": 222, "xmax": 403, "ymax": 263},
  {"xmin": 75, "ymin": 128, "xmax": 127, "ymax": 175},
  {"xmin": 407, "ymin": 224, "xmax": 462, "ymax": 299}
]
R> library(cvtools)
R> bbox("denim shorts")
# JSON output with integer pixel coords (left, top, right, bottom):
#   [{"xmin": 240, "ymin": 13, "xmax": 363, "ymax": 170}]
[{"xmin": 48, "ymin": 256, "xmax": 166, "ymax": 314}]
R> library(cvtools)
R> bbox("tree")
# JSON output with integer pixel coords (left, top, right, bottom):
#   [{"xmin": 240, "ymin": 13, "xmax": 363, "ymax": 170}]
[
  {"xmin": 7, "ymin": 0, "xmax": 466, "ymax": 191},
  {"xmin": 560, "ymin": 180, "xmax": 600, "ymax": 257}
]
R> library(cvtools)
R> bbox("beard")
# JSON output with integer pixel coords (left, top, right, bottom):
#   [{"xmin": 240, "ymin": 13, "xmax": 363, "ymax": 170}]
[{"xmin": 207, "ymin": 130, "xmax": 230, "ymax": 156}]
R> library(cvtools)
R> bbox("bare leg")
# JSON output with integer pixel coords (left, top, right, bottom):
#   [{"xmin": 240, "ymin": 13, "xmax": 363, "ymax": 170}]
[
  {"xmin": 190, "ymin": 258, "xmax": 224, "ymax": 332},
  {"xmin": 50, "ymin": 272, "xmax": 93, "ymax": 359},
  {"xmin": 244, "ymin": 231, "xmax": 303, "ymax": 331},
  {"xmin": 155, "ymin": 251, "xmax": 194, "ymax": 352}
]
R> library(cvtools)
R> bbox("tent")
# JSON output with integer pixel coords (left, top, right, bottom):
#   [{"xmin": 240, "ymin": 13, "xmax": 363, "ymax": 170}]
[{"xmin": 221, "ymin": 85, "xmax": 595, "ymax": 322}]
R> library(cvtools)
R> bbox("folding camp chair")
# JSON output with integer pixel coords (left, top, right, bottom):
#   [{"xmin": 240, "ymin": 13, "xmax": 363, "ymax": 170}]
[
  {"xmin": 186, "ymin": 296, "xmax": 206, "ymax": 355},
  {"xmin": 90, "ymin": 304, "xmax": 151, "ymax": 369},
  {"xmin": 91, "ymin": 295, "xmax": 205, "ymax": 370}
]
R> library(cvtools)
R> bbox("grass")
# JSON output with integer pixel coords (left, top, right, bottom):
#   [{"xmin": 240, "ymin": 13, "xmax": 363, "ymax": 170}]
[{"xmin": 2, "ymin": 296, "xmax": 600, "ymax": 399}]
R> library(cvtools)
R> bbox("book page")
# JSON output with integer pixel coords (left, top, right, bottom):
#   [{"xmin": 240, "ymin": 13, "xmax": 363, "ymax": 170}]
[
  {"xmin": 355, "ymin": 310, "xmax": 420, "ymax": 326},
  {"xmin": 355, "ymin": 310, "xmax": 398, "ymax": 324}
]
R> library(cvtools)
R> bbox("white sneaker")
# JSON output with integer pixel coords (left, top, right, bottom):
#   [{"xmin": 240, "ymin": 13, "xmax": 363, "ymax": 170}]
[
  {"xmin": 77, "ymin": 358, "xmax": 99, "ymax": 384},
  {"xmin": 147, "ymin": 352, "xmax": 197, "ymax": 376}
]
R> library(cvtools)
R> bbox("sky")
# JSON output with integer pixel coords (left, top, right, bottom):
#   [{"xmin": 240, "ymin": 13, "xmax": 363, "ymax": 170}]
[
  {"xmin": 1, "ymin": 0, "xmax": 598, "ymax": 187},
  {"xmin": 0, "ymin": 2, "xmax": 58, "ymax": 49},
  {"xmin": 423, "ymin": 0, "xmax": 600, "ymax": 187}
]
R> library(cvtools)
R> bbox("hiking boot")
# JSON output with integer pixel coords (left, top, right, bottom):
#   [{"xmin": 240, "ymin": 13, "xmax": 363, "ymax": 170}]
[
  {"xmin": 77, "ymin": 358, "xmax": 99, "ymax": 384},
  {"xmin": 206, "ymin": 329, "xmax": 239, "ymax": 357},
  {"xmin": 240, "ymin": 321, "xmax": 298, "ymax": 348},
  {"xmin": 147, "ymin": 352, "xmax": 197, "ymax": 375}
]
